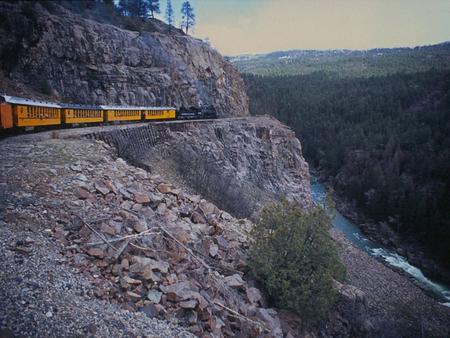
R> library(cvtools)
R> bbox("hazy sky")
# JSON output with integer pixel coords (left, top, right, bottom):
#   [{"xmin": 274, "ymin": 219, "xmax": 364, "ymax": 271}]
[{"xmin": 157, "ymin": 0, "xmax": 450, "ymax": 55}]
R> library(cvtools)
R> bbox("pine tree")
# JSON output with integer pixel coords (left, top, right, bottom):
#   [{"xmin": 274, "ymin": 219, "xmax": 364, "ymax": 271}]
[
  {"xmin": 249, "ymin": 201, "xmax": 345, "ymax": 323},
  {"xmin": 117, "ymin": 0, "xmax": 132, "ymax": 16},
  {"xmin": 148, "ymin": 0, "xmax": 160, "ymax": 18},
  {"xmin": 180, "ymin": 0, "xmax": 195, "ymax": 34},
  {"xmin": 117, "ymin": 0, "xmax": 145, "ymax": 18},
  {"xmin": 165, "ymin": 0, "xmax": 174, "ymax": 28}
]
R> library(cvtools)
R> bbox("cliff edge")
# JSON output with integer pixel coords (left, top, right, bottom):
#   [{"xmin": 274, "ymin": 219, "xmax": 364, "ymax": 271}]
[{"xmin": 89, "ymin": 116, "xmax": 313, "ymax": 218}]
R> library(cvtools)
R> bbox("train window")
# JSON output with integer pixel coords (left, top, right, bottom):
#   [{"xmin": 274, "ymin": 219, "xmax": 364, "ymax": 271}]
[{"xmin": 27, "ymin": 106, "xmax": 58, "ymax": 119}]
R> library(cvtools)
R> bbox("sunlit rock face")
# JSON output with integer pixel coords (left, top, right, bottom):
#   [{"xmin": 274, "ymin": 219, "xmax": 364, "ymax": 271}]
[
  {"xmin": 90, "ymin": 116, "xmax": 312, "ymax": 218},
  {"xmin": 0, "ymin": 1, "xmax": 249, "ymax": 117}
]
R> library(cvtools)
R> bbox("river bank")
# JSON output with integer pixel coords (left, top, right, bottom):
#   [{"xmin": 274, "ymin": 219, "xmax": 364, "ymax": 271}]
[
  {"xmin": 312, "ymin": 170, "xmax": 450, "ymax": 285},
  {"xmin": 330, "ymin": 228, "xmax": 450, "ymax": 337},
  {"xmin": 310, "ymin": 177, "xmax": 450, "ymax": 336},
  {"xmin": 334, "ymin": 192, "xmax": 450, "ymax": 284}
]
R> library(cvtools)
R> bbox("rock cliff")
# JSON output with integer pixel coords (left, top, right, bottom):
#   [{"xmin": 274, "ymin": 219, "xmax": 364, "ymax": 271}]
[
  {"xmin": 0, "ymin": 1, "xmax": 248, "ymax": 116},
  {"xmin": 88, "ymin": 116, "xmax": 312, "ymax": 218}
]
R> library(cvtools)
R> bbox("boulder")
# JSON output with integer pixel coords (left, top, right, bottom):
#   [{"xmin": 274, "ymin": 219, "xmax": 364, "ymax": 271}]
[
  {"xmin": 120, "ymin": 258, "xmax": 129, "ymax": 270},
  {"xmin": 147, "ymin": 289, "xmax": 163, "ymax": 304},
  {"xmin": 126, "ymin": 291, "xmax": 142, "ymax": 302},
  {"xmin": 160, "ymin": 281, "xmax": 196, "ymax": 302},
  {"xmin": 198, "ymin": 200, "xmax": 219, "ymax": 217},
  {"xmin": 335, "ymin": 280, "xmax": 366, "ymax": 305},
  {"xmin": 221, "ymin": 211, "xmax": 233, "ymax": 221},
  {"xmin": 216, "ymin": 236, "xmax": 229, "ymax": 249},
  {"xmin": 119, "ymin": 188, "xmax": 133, "ymax": 200},
  {"xmin": 133, "ymin": 221, "xmax": 148, "ymax": 233},
  {"xmin": 157, "ymin": 183, "xmax": 172, "ymax": 194},
  {"xmin": 257, "ymin": 308, "xmax": 283, "ymax": 338},
  {"xmin": 212, "ymin": 222, "xmax": 225, "ymax": 235},
  {"xmin": 119, "ymin": 210, "xmax": 148, "ymax": 233},
  {"xmin": 100, "ymin": 224, "xmax": 116, "ymax": 236},
  {"xmin": 134, "ymin": 193, "xmax": 151, "ymax": 205},
  {"xmin": 209, "ymin": 243, "xmax": 219, "ymax": 257},
  {"xmin": 140, "ymin": 304, "xmax": 159, "ymax": 318},
  {"xmin": 132, "ymin": 256, "xmax": 170, "ymax": 273},
  {"xmin": 179, "ymin": 205, "xmax": 192, "ymax": 218},
  {"xmin": 121, "ymin": 276, "xmax": 142, "ymax": 286},
  {"xmin": 149, "ymin": 193, "xmax": 163, "ymax": 206},
  {"xmin": 87, "ymin": 248, "xmax": 105, "ymax": 258},
  {"xmin": 187, "ymin": 194, "xmax": 201, "ymax": 204},
  {"xmin": 191, "ymin": 211, "xmax": 207, "ymax": 224},
  {"xmin": 223, "ymin": 274, "xmax": 245, "ymax": 289},
  {"xmin": 179, "ymin": 299, "xmax": 198, "ymax": 309},
  {"xmin": 246, "ymin": 287, "xmax": 262, "ymax": 305},
  {"xmin": 75, "ymin": 187, "xmax": 91, "ymax": 200},
  {"xmin": 142, "ymin": 267, "xmax": 162, "ymax": 282},
  {"xmin": 94, "ymin": 180, "xmax": 110, "ymax": 195}
]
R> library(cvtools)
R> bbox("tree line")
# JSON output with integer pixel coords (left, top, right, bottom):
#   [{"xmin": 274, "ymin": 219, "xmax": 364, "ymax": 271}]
[
  {"xmin": 74, "ymin": 0, "xmax": 196, "ymax": 34},
  {"xmin": 244, "ymin": 70, "xmax": 450, "ymax": 269}
]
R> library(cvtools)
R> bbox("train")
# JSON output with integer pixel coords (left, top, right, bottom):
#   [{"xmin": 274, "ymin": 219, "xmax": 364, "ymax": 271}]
[{"xmin": 0, "ymin": 95, "xmax": 217, "ymax": 130}]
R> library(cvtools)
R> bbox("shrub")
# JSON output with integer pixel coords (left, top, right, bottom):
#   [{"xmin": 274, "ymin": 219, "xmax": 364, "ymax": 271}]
[{"xmin": 249, "ymin": 201, "xmax": 345, "ymax": 324}]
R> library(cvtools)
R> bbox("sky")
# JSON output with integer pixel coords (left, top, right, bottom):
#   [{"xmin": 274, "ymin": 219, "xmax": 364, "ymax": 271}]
[{"xmin": 156, "ymin": 0, "xmax": 450, "ymax": 56}]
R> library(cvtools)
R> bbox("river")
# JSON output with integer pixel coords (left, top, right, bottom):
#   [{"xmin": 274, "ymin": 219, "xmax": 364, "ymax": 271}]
[{"xmin": 310, "ymin": 176, "xmax": 450, "ymax": 307}]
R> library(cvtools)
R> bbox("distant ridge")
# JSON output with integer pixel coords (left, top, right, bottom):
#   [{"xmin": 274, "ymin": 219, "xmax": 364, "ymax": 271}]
[
  {"xmin": 230, "ymin": 41, "xmax": 450, "ymax": 77},
  {"xmin": 230, "ymin": 41, "xmax": 450, "ymax": 60}
]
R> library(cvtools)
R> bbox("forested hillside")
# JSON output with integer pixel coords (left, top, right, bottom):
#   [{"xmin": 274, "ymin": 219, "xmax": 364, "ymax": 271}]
[
  {"xmin": 232, "ymin": 42, "xmax": 450, "ymax": 77},
  {"xmin": 243, "ymin": 70, "xmax": 450, "ymax": 268}
]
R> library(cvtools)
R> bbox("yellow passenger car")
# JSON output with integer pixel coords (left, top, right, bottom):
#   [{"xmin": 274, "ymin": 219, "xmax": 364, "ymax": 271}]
[
  {"xmin": 1, "ymin": 95, "xmax": 61, "ymax": 127},
  {"xmin": 62, "ymin": 104, "xmax": 104, "ymax": 124},
  {"xmin": 0, "ymin": 95, "xmax": 180, "ymax": 130},
  {"xmin": 102, "ymin": 106, "xmax": 142, "ymax": 122},
  {"xmin": 144, "ymin": 107, "xmax": 176, "ymax": 120},
  {"xmin": 0, "ymin": 101, "xmax": 13, "ymax": 129}
]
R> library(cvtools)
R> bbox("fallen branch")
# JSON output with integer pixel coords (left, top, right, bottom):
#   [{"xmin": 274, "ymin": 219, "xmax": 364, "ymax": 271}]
[
  {"xmin": 213, "ymin": 300, "xmax": 268, "ymax": 331},
  {"xmin": 74, "ymin": 214, "xmax": 117, "ymax": 251},
  {"xmin": 113, "ymin": 239, "xmax": 130, "ymax": 261},
  {"xmin": 85, "ymin": 229, "xmax": 160, "ymax": 247},
  {"xmin": 159, "ymin": 225, "xmax": 211, "ymax": 272},
  {"xmin": 159, "ymin": 225, "xmax": 267, "ymax": 331},
  {"xmin": 129, "ymin": 242, "xmax": 150, "ymax": 251}
]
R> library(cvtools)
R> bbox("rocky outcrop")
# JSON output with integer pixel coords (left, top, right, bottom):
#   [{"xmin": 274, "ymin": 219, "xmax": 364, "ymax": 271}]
[
  {"xmin": 0, "ymin": 133, "xmax": 286, "ymax": 337},
  {"xmin": 89, "ymin": 116, "xmax": 312, "ymax": 218},
  {"xmin": 0, "ymin": 1, "xmax": 248, "ymax": 116}
]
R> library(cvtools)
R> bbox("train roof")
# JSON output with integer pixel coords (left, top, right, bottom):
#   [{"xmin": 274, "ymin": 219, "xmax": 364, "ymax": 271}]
[
  {"xmin": 60, "ymin": 103, "xmax": 103, "ymax": 109},
  {"xmin": 0, "ymin": 95, "xmax": 176, "ymax": 110},
  {"xmin": 0, "ymin": 95, "xmax": 61, "ymax": 108},
  {"xmin": 100, "ymin": 105, "xmax": 176, "ymax": 110}
]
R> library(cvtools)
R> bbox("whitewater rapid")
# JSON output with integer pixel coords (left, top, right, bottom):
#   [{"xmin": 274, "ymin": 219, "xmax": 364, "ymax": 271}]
[{"xmin": 310, "ymin": 177, "xmax": 450, "ymax": 307}]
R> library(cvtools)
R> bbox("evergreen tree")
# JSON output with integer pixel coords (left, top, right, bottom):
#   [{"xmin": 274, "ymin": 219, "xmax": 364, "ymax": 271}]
[
  {"xmin": 180, "ymin": 0, "xmax": 195, "ymax": 34},
  {"xmin": 117, "ymin": 0, "xmax": 150, "ymax": 18},
  {"xmin": 117, "ymin": 0, "xmax": 131, "ymax": 16},
  {"xmin": 249, "ymin": 201, "xmax": 345, "ymax": 323},
  {"xmin": 165, "ymin": 0, "xmax": 174, "ymax": 27},
  {"xmin": 117, "ymin": 0, "xmax": 137, "ymax": 17},
  {"xmin": 148, "ymin": 0, "xmax": 160, "ymax": 18}
]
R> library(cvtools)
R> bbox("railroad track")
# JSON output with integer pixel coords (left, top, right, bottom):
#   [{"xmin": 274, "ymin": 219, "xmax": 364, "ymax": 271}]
[{"xmin": 0, "ymin": 117, "xmax": 248, "ymax": 142}]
